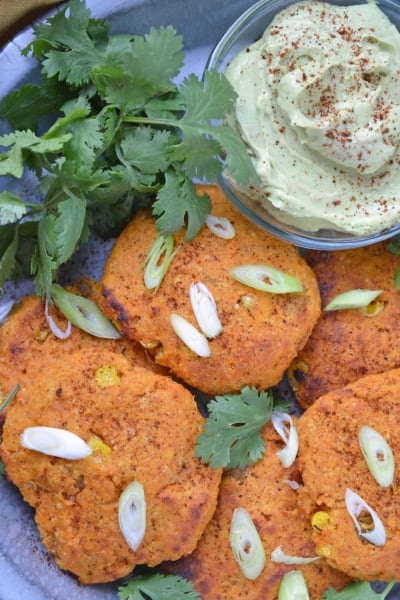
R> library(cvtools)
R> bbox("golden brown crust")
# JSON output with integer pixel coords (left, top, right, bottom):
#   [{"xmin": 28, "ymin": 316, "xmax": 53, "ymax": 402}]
[
  {"xmin": 297, "ymin": 368, "xmax": 400, "ymax": 581},
  {"xmin": 0, "ymin": 348, "xmax": 222, "ymax": 583},
  {"xmin": 289, "ymin": 243, "xmax": 400, "ymax": 408},
  {"xmin": 164, "ymin": 422, "xmax": 351, "ymax": 599},
  {"xmin": 100, "ymin": 184, "xmax": 321, "ymax": 395}
]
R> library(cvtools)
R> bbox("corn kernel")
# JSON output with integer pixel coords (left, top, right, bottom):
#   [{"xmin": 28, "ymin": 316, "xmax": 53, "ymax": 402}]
[
  {"xmin": 95, "ymin": 365, "xmax": 120, "ymax": 388},
  {"xmin": 360, "ymin": 300, "xmax": 385, "ymax": 317},
  {"xmin": 311, "ymin": 511, "xmax": 331, "ymax": 531},
  {"xmin": 87, "ymin": 435, "xmax": 112, "ymax": 463},
  {"xmin": 315, "ymin": 544, "xmax": 332, "ymax": 558}
]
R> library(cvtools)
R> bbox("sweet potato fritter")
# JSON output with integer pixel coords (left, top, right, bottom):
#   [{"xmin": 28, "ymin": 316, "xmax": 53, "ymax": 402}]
[
  {"xmin": 0, "ymin": 277, "xmax": 163, "ymax": 408},
  {"xmin": 164, "ymin": 421, "xmax": 351, "ymax": 599},
  {"xmin": 297, "ymin": 368, "xmax": 400, "ymax": 581},
  {"xmin": 289, "ymin": 243, "xmax": 400, "ymax": 408},
  {"xmin": 100, "ymin": 184, "xmax": 321, "ymax": 395},
  {"xmin": 0, "ymin": 347, "xmax": 222, "ymax": 584}
]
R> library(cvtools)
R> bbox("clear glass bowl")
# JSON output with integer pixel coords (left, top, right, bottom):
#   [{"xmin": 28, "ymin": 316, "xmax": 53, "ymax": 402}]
[{"xmin": 205, "ymin": 0, "xmax": 400, "ymax": 250}]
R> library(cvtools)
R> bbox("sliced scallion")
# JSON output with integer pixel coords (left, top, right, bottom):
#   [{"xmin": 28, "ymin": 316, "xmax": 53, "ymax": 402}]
[
  {"xmin": 359, "ymin": 425, "xmax": 395, "ymax": 487},
  {"xmin": 278, "ymin": 570, "xmax": 310, "ymax": 600},
  {"xmin": 45, "ymin": 297, "xmax": 72, "ymax": 339},
  {"xmin": 21, "ymin": 426, "xmax": 92, "ymax": 460},
  {"xmin": 118, "ymin": 481, "xmax": 146, "ymax": 551},
  {"xmin": 189, "ymin": 281, "xmax": 223, "ymax": 339},
  {"xmin": 345, "ymin": 488, "xmax": 386, "ymax": 546},
  {"xmin": 324, "ymin": 289, "xmax": 382, "ymax": 311},
  {"xmin": 205, "ymin": 214, "xmax": 235, "ymax": 239},
  {"xmin": 230, "ymin": 265, "xmax": 303, "ymax": 294},
  {"xmin": 0, "ymin": 384, "xmax": 20, "ymax": 413},
  {"xmin": 0, "ymin": 300, "xmax": 14, "ymax": 323},
  {"xmin": 271, "ymin": 411, "xmax": 299, "ymax": 468},
  {"xmin": 144, "ymin": 235, "xmax": 175, "ymax": 290},
  {"xmin": 271, "ymin": 545, "xmax": 320, "ymax": 565},
  {"xmin": 230, "ymin": 507, "xmax": 266, "ymax": 580},
  {"xmin": 50, "ymin": 284, "xmax": 120, "ymax": 339},
  {"xmin": 170, "ymin": 313, "xmax": 211, "ymax": 357}
]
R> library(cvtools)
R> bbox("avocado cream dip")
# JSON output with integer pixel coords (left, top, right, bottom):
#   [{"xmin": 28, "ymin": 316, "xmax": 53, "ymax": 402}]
[{"xmin": 224, "ymin": 0, "xmax": 400, "ymax": 236}]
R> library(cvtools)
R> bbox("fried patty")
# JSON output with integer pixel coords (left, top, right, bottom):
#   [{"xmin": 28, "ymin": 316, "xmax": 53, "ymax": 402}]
[
  {"xmin": 0, "ymin": 277, "xmax": 163, "ymax": 408},
  {"xmin": 289, "ymin": 243, "xmax": 400, "ymax": 408},
  {"xmin": 164, "ymin": 421, "xmax": 351, "ymax": 599},
  {"xmin": 0, "ymin": 347, "xmax": 222, "ymax": 584},
  {"xmin": 100, "ymin": 184, "xmax": 321, "ymax": 395},
  {"xmin": 297, "ymin": 368, "xmax": 400, "ymax": 581}
]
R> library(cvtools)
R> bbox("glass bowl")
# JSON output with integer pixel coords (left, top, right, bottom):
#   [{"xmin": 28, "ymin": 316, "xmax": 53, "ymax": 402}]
[{"xmin": 205, "ymin": 0, "xmax": 400, "ymax": 250}]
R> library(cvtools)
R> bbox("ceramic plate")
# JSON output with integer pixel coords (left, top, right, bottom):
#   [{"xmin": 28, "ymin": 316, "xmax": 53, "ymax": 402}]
[{"xmin": 0, "ymin": 1, "xmax": 399, "ymax": 598}]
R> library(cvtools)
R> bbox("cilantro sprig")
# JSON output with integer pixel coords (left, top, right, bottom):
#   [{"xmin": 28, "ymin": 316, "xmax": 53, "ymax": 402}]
[
  {"xmin": 0, "ymin": 0, "xmax": 256, "ymax": 299},
  {"xmin": 195, "ymin": 386, "xmax": 289, "ymax": 470},
  {"xmin": 118, "ymin": 573, "xmax": 200, "ymax": 600}
]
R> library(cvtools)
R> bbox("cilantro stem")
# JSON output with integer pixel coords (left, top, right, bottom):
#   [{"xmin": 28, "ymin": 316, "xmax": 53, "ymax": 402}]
[{"xmin": 122, "ymin": 115, "xmax": 180, "ymax": 129}]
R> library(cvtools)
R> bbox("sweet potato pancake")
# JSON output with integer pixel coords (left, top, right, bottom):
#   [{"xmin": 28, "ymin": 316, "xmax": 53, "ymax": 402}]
[
  {"xmin": 0, "ymin": 277, "xmax": 163, "ymax": 408},
  {"xmin": 164, "ymin": 421, "xmax": 351, "ymax": 599},
  {"xmin": 289, "ymin": 243, "xmax": 400, "ymax": 408},
  {"xmin": 0, "ymin": 347, "xmax": 222, "ymax": 584},
  {"xmin": 297, "ymin": 368, "xmax": 400, "ymax": 581},
  {"xmin": 100, "ymin": 184, "xmax": 321, "ymax": 395}
]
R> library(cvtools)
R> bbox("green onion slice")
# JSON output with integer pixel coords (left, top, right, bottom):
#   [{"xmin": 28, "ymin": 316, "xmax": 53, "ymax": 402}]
[
  {"xmin": 45, "ymin": 298, "xmax": 72, "ymax": 339},
  {"xmin": 170, "ymin": 313, "xmax": 211, "ymax": 357},
  {"xmin": 0, "ymin": 384, "xmax": 20, "ymax": 413},
  {"xmin": 278, "ymin": 570, "xmax": 310, "ymax": 600},
  {"xmin": 230, "ymin": 507, "xmax": 266, "ymax": 580},
  {"xmin": 324, "ymin": 289, "xmax": 382, "ymax": 311},
  {"xmin": 359, "ymin": 425, "xmax": 395, "ymax": 487},
  {"xmin": 50, "ymin": 285, "xmax": 120, "ymax": 339},
  {"xmin": 21, "ymin": 426, "xmax": 92, "ymax": 460},
  {"xmin": 230, "ymin": 265, "xmax": 303, "ymax": 294},
  {"xmin": 189, "ymin": 282, "xmax": 223, "ymax": 339},
  {"xmin": 144, "ymin": 235, "xmax": 175, "ymax": 290},
  {"xmin": 118, "ymin": 481, "xmax": 146, "ymax": 551},
  {"xmin": 271, "ymin": 546, "xmax": 320, "ymax": 565},
  {"xmin": 271, "ymin": 411, "xmax": 299, "ymax": 468},
  {"xmin": 205, "ymin": 214, "xmax": 235, "ymax": 239},
  {"xmin": 0, "ymin": 300, "xmax": 14, "ymax": 323},
  {"xmin": 345, "ymin": 488, "xmax": 386, "ymax": 546}
]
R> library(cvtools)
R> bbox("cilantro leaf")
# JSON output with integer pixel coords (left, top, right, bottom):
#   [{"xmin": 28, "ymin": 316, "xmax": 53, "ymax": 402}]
[
  {"xmin": 123, "ymin": 26, "xmax": 184, "ymax": 89},
  {"xmin": 119, "ymin": 127, "xmax": 175, "ymax": 175},
  {"xmin": 53, "ymin": 194, "xmax": 87, "ymax": 264},
  {"xmin": 0, "ymin": 130, "xmax": 72, "ymax": 178},
  {"xmin": 31, "ymin": 215, "xmax": 60, "ymax": 298},
  {"xmin": 152, "ymin": 170, "xmax": 211, "ymax": 241},
  {"xmin": 195, "ymin": 386, "xmax": 282, "ymax": 470},
  {"xmin": 0, "ymin": 225, "xmax": 19, "ymax": 287},
  {"xmin": 0, "ymin": 81, "xmax": 70, "ymax": 131},
  {"xmin": 0, "ymin": 192, "xmax": 28, "ymax": 225},
  {"xmin": 321, "ymin": 581, "xmax": 396, "ymax": 600},
  {"xmin": 27, "ymin": 0, "xmax": 107, "ymax": 86},
  {"xmin": 118, "ymin": 573, "xmax": 200, "ymax": 600}
]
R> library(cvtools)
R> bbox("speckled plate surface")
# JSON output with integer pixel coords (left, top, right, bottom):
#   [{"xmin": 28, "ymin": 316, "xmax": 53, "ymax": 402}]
[{"xmin": 0, "ymin": 1, "xmax": 399, "ymax": 599}]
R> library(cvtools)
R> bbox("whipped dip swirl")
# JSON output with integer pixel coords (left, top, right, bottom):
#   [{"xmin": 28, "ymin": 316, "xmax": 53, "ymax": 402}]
[{"xmin": 225, "ymin": 0, "xmax": 400, "ymax": 235}]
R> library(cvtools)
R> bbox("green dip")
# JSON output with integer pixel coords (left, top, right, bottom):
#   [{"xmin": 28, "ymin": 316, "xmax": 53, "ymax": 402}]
[{"xmin": 225, "ymin": 0, "xmax": 400, "ymax": 235}]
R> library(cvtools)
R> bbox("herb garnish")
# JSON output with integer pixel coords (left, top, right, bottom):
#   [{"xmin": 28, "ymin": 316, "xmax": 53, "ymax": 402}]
[
  {"xmin": 0, "ymin": 0, "xmax": 256, "ymax": 299},
  {"xmin": 118, "ymin": 573, "xmax": 200, "ymax": 600},
  {"xmin": 0, "ymin": 383, "xmax": 20, "ymax": 413},
  {"xmin": 195, "ymin": 386, "xmax": 289, "ymax": 470}
]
